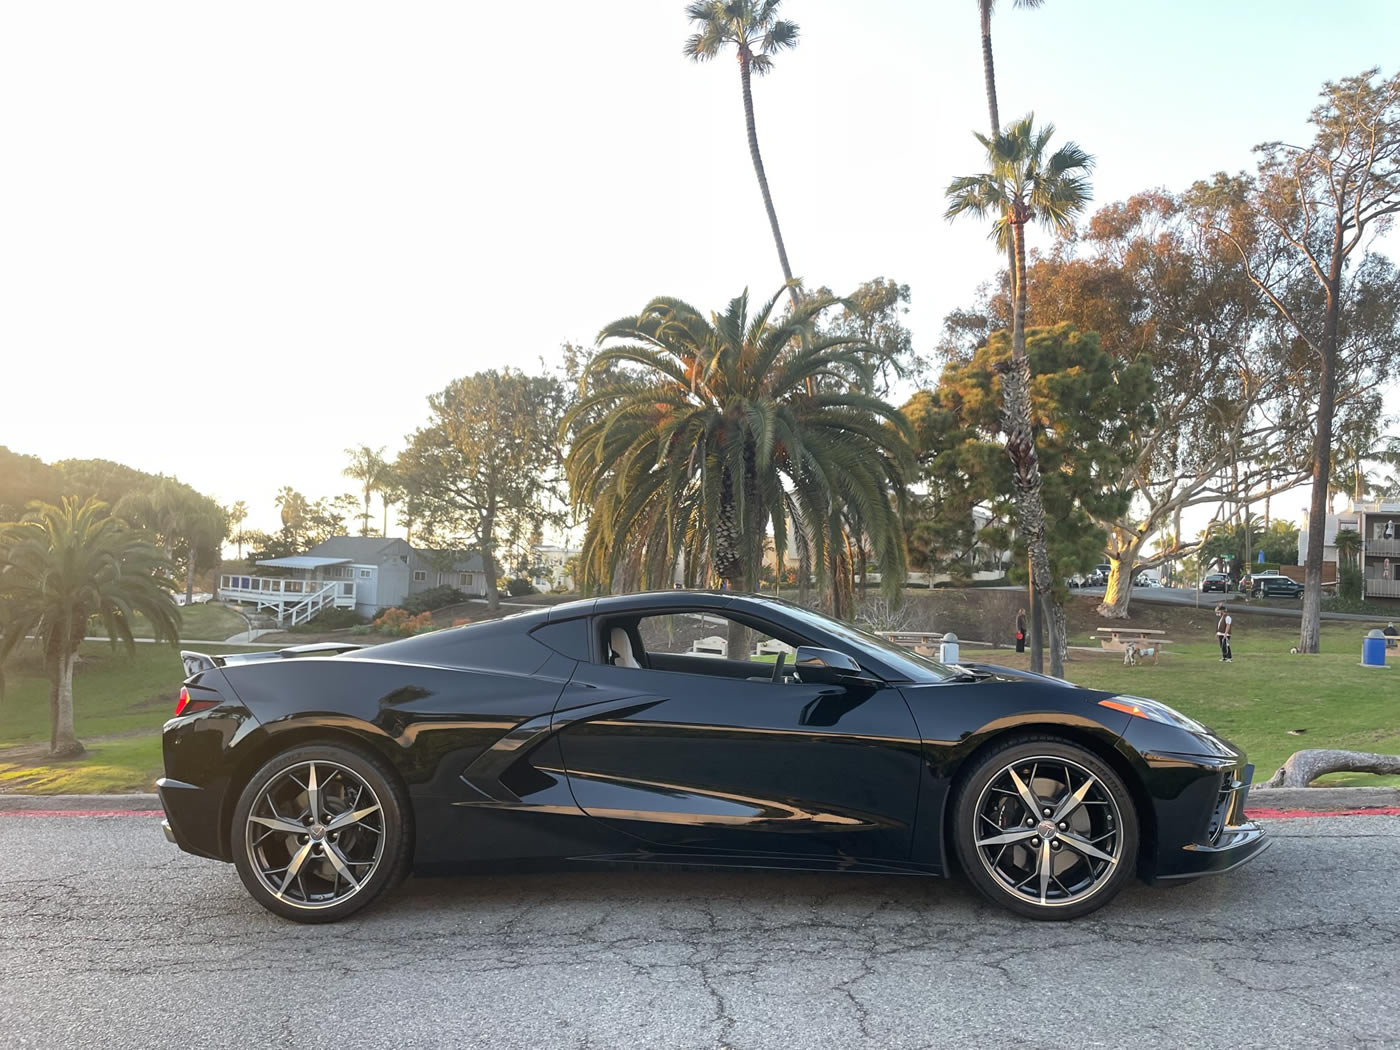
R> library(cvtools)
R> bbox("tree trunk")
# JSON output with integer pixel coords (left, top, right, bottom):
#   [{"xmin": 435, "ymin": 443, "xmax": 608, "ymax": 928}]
[
  {"xmin": 980, "ymin": 2, "xmax": 999, "ymax": 134},
  {"xmin": 1004, "ymin": 218, "xmax": 1064, "ymax": 677},
  {"xmin": 739, "ymin": 51, "xmax": 798, "ymax": 311},
  {"xmin": 1098, "ymin": 537, "xmax": 1141, "ymax": 619},
  {"xmin": 1300, "ymin": 255, "xmax": 1342, "ymax": 654},
  {"xmin": 185, "ymin": 547, "xmax": 197, "ymax": 604},
  {"xmin": 383, "ymin": 498, "xmax": 390, "ymax": 538},
  {"xmin": 51, "ymin": 650, "xmax": 84, "ymax": 758},
  {"xmin": 481, "ymin": 504, "xmax": 499, "ymax": 611},
  {"xmin": 1264, "ymin": 748, "xmax": 1400, "ymax": 788}
]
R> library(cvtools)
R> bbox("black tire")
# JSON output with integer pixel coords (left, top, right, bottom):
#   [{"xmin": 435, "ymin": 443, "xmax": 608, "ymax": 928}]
[
  {"xmin": 231, "ymin": 742, "xmax": 412, "ymax": 923},
  {"xmin": 952, "ymin": 735, "xmax": 1139, "ymax": 921}
]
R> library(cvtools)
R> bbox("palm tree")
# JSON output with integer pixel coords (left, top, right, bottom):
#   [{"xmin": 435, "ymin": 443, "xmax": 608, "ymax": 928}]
[
  {"xmin": 228, "ymin": 500, "xmax": 249, "ymax": 558},
  {"xmin": 564, "ymin": 288, "xmax": 914, "ymax": 630},
  {"xmin": 685, "ymin": 1, "xmax": 802, "ymax": 309},
  {"xmin": 946, "ymin": 115, "xmax": 1093, "ymax": 677},
  {"xmin": 182, "ymin": 502, "xmax": 228, "ymax": 603},
  {"xmin": 343, "ymin": 446, "xmax": 387, "ymax": 536},
  {"xmin": 1334, "ymin": 526, "xmax": 1362, "ymax": 571},
  {"xmin": 0, "ymin": 498, "xmax": 180, "ymax": 757},
  {"xmin": 978, "ymin": 0, "xmax": 1043, "ymax": 134}
]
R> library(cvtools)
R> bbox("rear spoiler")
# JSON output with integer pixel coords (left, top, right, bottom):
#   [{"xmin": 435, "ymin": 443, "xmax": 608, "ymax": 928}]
[{"xmin": 181, "ymin": 642, "xmax": 366, "ymax": 679}]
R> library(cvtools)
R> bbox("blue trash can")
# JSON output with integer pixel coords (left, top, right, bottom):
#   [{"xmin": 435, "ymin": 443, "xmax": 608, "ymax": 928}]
[{"xmin": 1363, "ymin": 631, "xmax": 1387, "ymax": 668}]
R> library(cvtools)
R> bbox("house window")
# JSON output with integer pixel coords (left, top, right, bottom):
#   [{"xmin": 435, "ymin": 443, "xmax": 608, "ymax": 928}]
[
  {"xmin": 359, "ymin": 569, "xmax": 372, "ymax": 579},
  {"xmin": 460, "ymin": 573, "xmax": 474, "ymax": 587},
  {"xmin": 413, "ymin": 570, "xmax": 426, "ymax": 582}
]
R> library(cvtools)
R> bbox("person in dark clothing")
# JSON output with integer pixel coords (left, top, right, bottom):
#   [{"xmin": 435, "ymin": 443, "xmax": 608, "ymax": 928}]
[
  {"xmin": 1015, "ymin": 608, "xmax": 1027, "ymax": 653},
  {"xmin": 1215, "ymin": 604, "xmax": 1233, "ymax": 662},
  {"xmin": 1384, "ymin": 622, "xmax": 1398, "ymax": 649}
]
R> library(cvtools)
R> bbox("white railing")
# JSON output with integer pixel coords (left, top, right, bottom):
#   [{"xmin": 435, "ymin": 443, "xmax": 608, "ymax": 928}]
[
  {"xmin": 286, "ymin": 582, "xmax": 340, "ymax": 626},
  {"xmin": 1364, "ymin": 578, "xmax": 1400, "ymax": 599},
  {"xmin": 1365, "ymin": 538, "xmax": 1400, "ymax": 557},
  {"xmin": 218, "ymin": 575, "xmax": 357, "ymax": 623}
]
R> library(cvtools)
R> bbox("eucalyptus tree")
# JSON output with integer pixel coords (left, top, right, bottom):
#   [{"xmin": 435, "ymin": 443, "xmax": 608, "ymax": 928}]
[
  {"xmin": 564, "ymin": 287, "xmax": 914, "ymax": 636},
  {"xmin": 1198, "ymin": 68, "xmax": 1400, "ymax": 653},
  {"xmin": 0, "ymin": 498, "xmax": 180, "ymax": 756},
  {"xmin": 685, "ymin": 0, "xmax": 802, "ymax": 307},
  {"xmin": 945, "ymin": 116, "xmax": 1093, "ymax": 676}
]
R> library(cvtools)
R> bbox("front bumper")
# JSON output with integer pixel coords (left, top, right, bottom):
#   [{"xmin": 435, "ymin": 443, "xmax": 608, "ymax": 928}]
[{"xmin": 1151, "ymin": 760, "xmax": 1272, "ymax": 880}]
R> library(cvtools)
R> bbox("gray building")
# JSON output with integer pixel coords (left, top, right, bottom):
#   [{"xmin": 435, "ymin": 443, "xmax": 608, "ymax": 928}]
[{"xmin": 218, "ymin": 536, "xmax": 487, "ymax": 625}]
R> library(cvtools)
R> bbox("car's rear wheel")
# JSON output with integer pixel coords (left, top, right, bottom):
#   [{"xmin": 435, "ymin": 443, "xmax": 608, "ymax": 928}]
[
  {"xmin": 231, "ymin": 743, "xmax": 411, "ymax": 923},
  {"xmin": 952, "ymin": 736, "xmax": 1138, "ymax": 920}
]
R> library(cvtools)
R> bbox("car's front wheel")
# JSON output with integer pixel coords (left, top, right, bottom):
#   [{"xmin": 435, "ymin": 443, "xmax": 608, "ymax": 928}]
[
  {"xmin": 231, "ymin": 743, "xmax": 412, "ymax": 923},
  {"xmin": 952, "ymin": 736, "xmax": 1139, "ymax": 920}
]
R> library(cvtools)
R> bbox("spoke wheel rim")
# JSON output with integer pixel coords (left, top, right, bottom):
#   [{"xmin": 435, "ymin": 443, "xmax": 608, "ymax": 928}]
[
  {"xmin": 972, "ymin": 755, "xmax": 1123, "ymax": 909},
  {"xmin": 245, "ymin": 760, "xmax": 386, "ymax": 911}
]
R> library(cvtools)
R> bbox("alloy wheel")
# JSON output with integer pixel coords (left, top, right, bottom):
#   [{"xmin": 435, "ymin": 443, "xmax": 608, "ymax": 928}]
[
  {"xmin": 972, "ymin": 755, "xmax": 1124, "ymax": 909},
  {"xmin": 244, "ymin": 760, "xmax": 385, "ymax": 911}
]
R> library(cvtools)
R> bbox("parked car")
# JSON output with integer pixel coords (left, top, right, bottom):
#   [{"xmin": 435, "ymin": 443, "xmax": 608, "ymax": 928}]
[
  {"xmin": 162, "ymin": 591, "xmax": 1268, "ymax": 923},
  {"xmin": 1201, "ymin": 573, "xmax": 1232, "ymax": 593},
  {"xmin": 1252, "ymin": 575, "xmax": 1304, "ymax": 599}
]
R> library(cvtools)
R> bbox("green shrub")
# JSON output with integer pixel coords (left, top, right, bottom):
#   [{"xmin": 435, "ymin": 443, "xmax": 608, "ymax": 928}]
[
  {"xmin": 288, "ymin": 608, "xmax": 367, "ymax": 633},
  {"xmin": 399, "ymin": 586, "xmax": 466, "ymax": 615},
  {"xmin": 1338, "ymin": 566, "xmax": 1363, "ymax": 603},
  {"xmin": 505, "ymin": 578, "xmax": 537, "ymax": 597}
]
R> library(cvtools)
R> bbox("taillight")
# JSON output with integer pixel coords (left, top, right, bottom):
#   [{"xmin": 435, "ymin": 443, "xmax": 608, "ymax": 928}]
[{"xmin": 174, "ymin": 686, "xmax": 217, "ymax": 717}]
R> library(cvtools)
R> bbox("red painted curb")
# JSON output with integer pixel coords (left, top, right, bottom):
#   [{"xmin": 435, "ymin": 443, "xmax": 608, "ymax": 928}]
[
  {"xmin": 1247, "ymin": 807, "xmax": 1400, "ymax": 819},
  {"xmin": 0, "ymin": 809, "xmax": 164, "ymax": 818}
]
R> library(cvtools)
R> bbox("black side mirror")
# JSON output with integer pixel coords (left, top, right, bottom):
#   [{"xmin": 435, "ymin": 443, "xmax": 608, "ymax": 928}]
[{"xmin": 793, "ymin": 646, "xmax": 865, "ymax": 684}]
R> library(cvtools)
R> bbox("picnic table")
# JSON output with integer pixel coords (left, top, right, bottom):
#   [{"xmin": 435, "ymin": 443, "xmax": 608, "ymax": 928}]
[
  {"xmin": 1095, "ymin": 626, "xmax": 1173, "ymax": 665},
  {"xmin": 882, "ymin": 631, "xmax": 943, "ymax": 656}
]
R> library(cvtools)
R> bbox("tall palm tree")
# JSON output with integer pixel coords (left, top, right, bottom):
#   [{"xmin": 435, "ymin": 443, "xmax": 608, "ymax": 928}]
[
  {"xmin": 685, "ymin": 1, "xmax": 802, "ymax": 309},
  {"xmin": 978, "ymin": 0, "xmax": 1043, "ymax": 134},
  {"xmin": 946, "ymin": 115, "xmax": 1093, "ymax": 677},
  {"xmin": 228, "ymin": 500, "xmax": 248, "ymax": 558},
  {"xmin": 564, "ymin": 287, "xmax": 913, "ymax": 632},
  {"xmin": 0, "ymin": 498, "xmax": 180, "ymax": 757},
  {"xmin": 343, "ymin": 446, "xmax": 387, "ymax": 536}
]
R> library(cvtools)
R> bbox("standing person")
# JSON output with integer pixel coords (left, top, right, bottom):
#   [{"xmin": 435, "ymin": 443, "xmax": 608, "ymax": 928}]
[
  {"xmin": 1215, "ymin": 603, "xmax": 1233, "ymax": 662},
  {"xmin": 1015, "ymin": 608, "xmax": 1027, "ymax": 653}
]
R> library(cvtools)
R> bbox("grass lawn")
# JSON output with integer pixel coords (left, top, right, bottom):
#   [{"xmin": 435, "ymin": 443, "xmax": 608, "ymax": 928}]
[
  {"xmin": 984, "ymin": 619, "xmax": 1400, "ymax": 787},
  {"xmin": 0, "ymin": 640, "xmax": 262, "ymax": 794},
  {"xmin": 129, "ymin": 601, "xmax": 248, "ymax": 641}
]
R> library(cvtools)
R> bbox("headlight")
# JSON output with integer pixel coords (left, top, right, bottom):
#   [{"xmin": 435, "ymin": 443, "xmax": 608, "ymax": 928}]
[{"xmin": 1099, "ymin": 695, "xmax": 1210, "ymax": 734}]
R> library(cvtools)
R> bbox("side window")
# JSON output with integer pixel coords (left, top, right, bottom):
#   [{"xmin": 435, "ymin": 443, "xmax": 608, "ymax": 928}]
[{"xmin": 635, "ymin": 613, "xmax": 795, "ymax": 665}]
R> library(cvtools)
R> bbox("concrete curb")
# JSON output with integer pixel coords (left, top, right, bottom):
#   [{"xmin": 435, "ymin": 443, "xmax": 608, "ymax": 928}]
[
  {"xmin": 0, "ymin": 793, "xmax": 160, "ymax": 811},
  {"xmin": 1247, "ymin": 786, "xmax": 1400, "ymax": 811},
  {"xmin": 3, "ymin": 786, "xmax": 1398, "ymax": 813}
]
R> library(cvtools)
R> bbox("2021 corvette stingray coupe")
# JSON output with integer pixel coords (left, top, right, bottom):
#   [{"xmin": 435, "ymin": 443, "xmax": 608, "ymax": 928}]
[{"xmin": 160, "ymin": 591, "xmax": 1268, "ymax": 923}]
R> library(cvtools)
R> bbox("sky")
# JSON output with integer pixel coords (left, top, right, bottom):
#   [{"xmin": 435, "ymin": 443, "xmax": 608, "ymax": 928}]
[{"xmin": 2, "ymin": 0, "xmax": 1397, "ymax": 544}]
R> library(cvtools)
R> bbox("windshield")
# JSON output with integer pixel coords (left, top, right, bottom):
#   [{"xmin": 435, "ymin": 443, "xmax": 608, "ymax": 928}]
[{"xmin": 776, "ymin": 603, "xmax": 960, "ymax": 683}]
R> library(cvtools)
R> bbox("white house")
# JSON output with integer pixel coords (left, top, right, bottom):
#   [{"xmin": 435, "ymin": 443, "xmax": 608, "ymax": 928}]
[
  {"xmin": 529, "ymin": 543, "xmax": 582, "ymax": 591},
  {"xmin": 219, "ymin": 537, "xmax": 488, "ymax": 624}
]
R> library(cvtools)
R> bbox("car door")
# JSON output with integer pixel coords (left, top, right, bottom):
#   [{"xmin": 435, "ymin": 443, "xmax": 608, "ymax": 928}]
[{"xmin": 553, "ymin": 608, "xmax": 924, "ymax": 862}]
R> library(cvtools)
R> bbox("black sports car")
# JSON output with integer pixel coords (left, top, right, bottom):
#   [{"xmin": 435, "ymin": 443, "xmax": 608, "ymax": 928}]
[{"xmin": 159, "ymin": 592, "xmax": 1268, "ymax": 923}]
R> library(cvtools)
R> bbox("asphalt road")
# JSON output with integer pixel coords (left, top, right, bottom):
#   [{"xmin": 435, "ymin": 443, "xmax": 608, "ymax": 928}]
[{"xmin": 2, "ymin": 813, "xmax": 1398, "ymax": 1050}]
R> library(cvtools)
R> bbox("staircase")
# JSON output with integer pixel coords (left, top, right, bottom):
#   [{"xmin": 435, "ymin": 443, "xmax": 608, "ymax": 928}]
[{"xmin": 285, "ymin": 582, "xmax": 340, "ymax": 627}]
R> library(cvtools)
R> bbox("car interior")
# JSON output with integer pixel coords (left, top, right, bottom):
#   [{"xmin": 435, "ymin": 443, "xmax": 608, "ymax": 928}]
[{"xmin": 598, "ymin": 611, "xmax": 811, "ymax": 683}]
